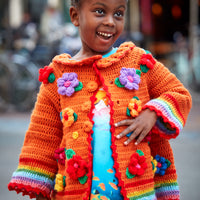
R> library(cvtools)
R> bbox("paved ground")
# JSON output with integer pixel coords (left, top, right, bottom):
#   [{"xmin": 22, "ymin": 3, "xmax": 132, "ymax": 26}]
[{"xmin": 0, "ymin": 90, "xmax": 199, "ymax": 200}]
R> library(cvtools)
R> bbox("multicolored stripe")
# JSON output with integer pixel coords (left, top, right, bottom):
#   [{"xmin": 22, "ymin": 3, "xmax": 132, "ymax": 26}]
[
  {"xmin": 9, "ymin": 166, "xmax": 55, "ymax": 194},
  {"xmin": 127, "ymin": 188, "xmax": 157, "ymax": 200},
  {"xmin": 155, "ymin": 181, "xmax": 180, "ymax": 199},
  {"xmin": 143, "ymin": 96, "xmax": 185, "ymax": 138}
]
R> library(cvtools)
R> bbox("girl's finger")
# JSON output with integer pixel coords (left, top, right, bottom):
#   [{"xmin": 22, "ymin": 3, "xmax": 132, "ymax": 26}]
[
  {"xmin": 135, "ymin": 128, "xmax": 150, "ymax": 145},
  {"xmin": 124, "ymin": 127, "xmax": 143, "ymax": 145},
  {"xmin": 115, "ymin": 119, "xmax": 134, "ymax": 127},
  {"xmin": 116, "ymin": 123, "xmax": 136, "ymax": 139}
]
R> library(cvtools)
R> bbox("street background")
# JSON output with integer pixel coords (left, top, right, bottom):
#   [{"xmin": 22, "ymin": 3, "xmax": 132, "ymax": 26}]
[{"xmin": 0, "ymin": 0, "xmax": 200, "ymax": 200}]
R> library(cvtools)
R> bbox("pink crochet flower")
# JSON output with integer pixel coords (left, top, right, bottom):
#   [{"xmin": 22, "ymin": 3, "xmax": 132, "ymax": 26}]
[
  {"xmin": 54, "ymin": 148, "xmax": 66, "ymax": 165},
  {"xmin": 119, "ymin": 68, "xmax": 140, "ymax": 90},
  {"xmin": 67, "ymin": 155, "xmax": 88, "ymax": 180}
]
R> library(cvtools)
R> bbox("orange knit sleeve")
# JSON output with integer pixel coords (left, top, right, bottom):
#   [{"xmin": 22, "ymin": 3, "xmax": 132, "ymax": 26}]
[
  {"xmin": 143, "ymin": 59, "xmax": 192, "ymax": 139},
  {"xmin": 8, "ymin": 80, "xmax": 63, "ymax": 199}
]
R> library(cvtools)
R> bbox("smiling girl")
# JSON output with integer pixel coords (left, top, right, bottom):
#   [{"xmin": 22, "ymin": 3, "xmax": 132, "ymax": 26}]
[{"xmin": 8, "ymin": 0, "xmax": 192, "ymax": 199}]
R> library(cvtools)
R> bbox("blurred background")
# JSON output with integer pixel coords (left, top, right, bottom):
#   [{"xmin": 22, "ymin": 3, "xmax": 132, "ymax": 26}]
[{"xmin": 0, "ymin": 0, "xmax": 200, "ymax": 199}]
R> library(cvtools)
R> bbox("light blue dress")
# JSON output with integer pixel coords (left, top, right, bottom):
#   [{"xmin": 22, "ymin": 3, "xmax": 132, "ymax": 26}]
[{"xmin": 90, "ymin": 49, "xmax": 123, "ymax": 200}]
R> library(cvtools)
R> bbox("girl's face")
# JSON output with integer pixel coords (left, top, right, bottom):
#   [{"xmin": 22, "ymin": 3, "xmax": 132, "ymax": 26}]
[{"xmin": 70, "ymin": 0, "xmax": 127, "ymax": 57}]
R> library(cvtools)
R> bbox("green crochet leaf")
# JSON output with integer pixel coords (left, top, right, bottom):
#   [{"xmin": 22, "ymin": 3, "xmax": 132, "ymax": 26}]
[
  {"xmin": 48, "ymin": 73, "xmax": 56, "ymax": 83},
  {"xmin": 136, "ymin": 149, "xmax": 144, "ymax": 156},
  {"xmin": 140, "ymin": 65, "xmax": 149, "ymax": 73},
  {"xmin": 166, "ymin": 159, "xmax": 171, "ymax": 168},
  {"xmin": 75, "ymin": 82, "xmax": 83, "ymax": 92},
  {"xmin": 65, "ymin": 149, "xmax": 76, "ymax": 160},
  {"xmin": 151, "ymin": 161, "xmax": 155, "ymax": 170},
  {"xmin": 78, "ymin": 175, "xmax": 88, "ymax": 184},
  {"xmin": 63, "ymin": 176, "xmax": 66, "ymax": 187},
  {"xmin": 126, "ymin": 107, "xmax": 131, "ymax": 116},
  {"xmin": 115, "ymin": 78, "xmax": 124, "ymax": 88},
  {"xmin": 133, "ymin": 96, "xmax": 139, "ymax": 100},
  {"xmin": 136, "ymin": 69, "xmax": 142, "ymax": 77},
  {"xmin": 73, "ymin": 112, "xmax": 78, "ymax": 122},
  {"xmin": 126, "ymin": 168, "xmax": 135, "ymax": 179}
]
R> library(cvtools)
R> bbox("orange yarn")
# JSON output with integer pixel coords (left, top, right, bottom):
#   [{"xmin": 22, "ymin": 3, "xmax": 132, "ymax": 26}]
[{"xmin": 8, "ymin": 42, "xmax": 192, "ymax": 200}]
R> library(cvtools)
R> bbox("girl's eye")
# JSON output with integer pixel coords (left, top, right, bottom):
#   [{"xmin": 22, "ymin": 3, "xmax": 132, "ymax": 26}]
[
  {"xmin": 114, "ymin": 11, "xmax": 124, "ymax": 17},
  {"xmin": 95, "ymin": 9, "xmax": 104, "ymax": 15}
]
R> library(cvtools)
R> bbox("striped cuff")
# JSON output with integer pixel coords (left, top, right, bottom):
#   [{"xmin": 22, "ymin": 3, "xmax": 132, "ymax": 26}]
[
  {"xmin": 143, "ymin": 98, "xmax": 185, "ymax": 139},
  {"xmin": 8, "ymin": 167, "xmax": 55, "ymax": 199}
]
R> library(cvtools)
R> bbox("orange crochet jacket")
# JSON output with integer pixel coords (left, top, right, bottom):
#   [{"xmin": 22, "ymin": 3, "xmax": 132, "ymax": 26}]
[{"xmin": 8, "ymin": 42, "xmax": 192, "ymax": 200}]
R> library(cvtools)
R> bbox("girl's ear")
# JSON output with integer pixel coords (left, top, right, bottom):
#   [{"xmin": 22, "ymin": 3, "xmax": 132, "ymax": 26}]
[{"xmin": 70, "ymin": 6, "xmax": 79, "ymax": 27}]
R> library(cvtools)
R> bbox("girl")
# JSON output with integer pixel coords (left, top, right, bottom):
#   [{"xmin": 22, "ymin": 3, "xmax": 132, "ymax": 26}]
[{"xmin": 8, "ymin": 0, "xmax": 192, "ymax": 199}]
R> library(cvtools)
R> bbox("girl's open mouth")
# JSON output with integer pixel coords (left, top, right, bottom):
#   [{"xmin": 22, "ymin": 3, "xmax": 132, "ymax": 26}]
[{"xmin": 97, "ymin": 32, "xmax": 113, "ymax": 40}]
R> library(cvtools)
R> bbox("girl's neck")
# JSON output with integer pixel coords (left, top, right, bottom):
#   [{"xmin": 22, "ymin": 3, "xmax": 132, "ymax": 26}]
[{"xmin": 71, "ymin": 47, "xmax": 114, "ymax": 61}]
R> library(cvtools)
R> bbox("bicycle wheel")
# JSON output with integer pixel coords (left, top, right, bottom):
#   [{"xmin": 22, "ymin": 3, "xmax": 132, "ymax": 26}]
[
  {"xmin": 0, "ymin": 54, "xmax": 16, "ymax": 112},
  {"xmin": 12, "ymin": 54, "xmax": 39, "ymax": 111}
]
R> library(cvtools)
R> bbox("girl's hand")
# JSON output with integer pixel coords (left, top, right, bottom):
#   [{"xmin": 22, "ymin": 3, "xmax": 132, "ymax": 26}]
[{"xmin": 115, "ymin": 109, "xmax": 157, "ymax": 145}]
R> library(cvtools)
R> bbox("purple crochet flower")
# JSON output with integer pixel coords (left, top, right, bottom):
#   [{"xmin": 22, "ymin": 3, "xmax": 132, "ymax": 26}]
[
  {"xmin": 119, "ymin": 68, "xmax": 140, "ymax": 90},
  {"xmin": 57, "ymin": 73, "xmax": 79, "ymax": 96}
]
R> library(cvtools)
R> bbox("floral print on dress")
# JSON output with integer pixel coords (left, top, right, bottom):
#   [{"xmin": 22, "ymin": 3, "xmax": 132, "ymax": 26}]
[
  {"xmin": 57, "ymin": 72, "xmax": 83, "ymax": 96},
  {"xmin": 115, "ymin": 67, "xmax": 141, "ymax": 90}
]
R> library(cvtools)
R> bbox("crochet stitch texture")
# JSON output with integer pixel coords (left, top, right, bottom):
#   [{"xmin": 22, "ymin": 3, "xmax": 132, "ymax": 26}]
[{"xmin": 8, "ymin": 42, "xmax": 192, "ymax": 200}]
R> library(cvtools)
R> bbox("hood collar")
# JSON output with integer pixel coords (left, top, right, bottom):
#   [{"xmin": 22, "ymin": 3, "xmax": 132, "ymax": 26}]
[{"xmin": 53, "ymin": 42, "xmax": 135, "ymax": 69}]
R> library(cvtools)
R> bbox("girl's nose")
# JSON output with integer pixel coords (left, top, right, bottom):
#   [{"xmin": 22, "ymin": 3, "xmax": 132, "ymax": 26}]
[{"xmin": 103, "ymin": 15, "xmax": 115, "ymax": 27}]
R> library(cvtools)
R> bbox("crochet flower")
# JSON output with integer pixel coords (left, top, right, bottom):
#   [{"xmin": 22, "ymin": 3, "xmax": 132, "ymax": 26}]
[
  {"xmin": 81, "ymin": 101, "xmax": 91, "ymax": 112},
  {"xmin": 126, "ymin": 150, "xmax": 147, "ymax": 179},
  {"xmin": 140, "ymin": 53, "xmax": 156, "ymax": 73},
  {"xmin": 60, "ymin": 107, "xmax": 78, "ymax": 127},
  {"xmin": 57, "ymin": 72, "xmax": 83, "ymax": 96},
  {"xmin": 54, "ymin": 174, "xmax": 66, "ymax": 192},
  {"xmin": 86, "ymin": 81, "xmax": 98, "ymax": 92},
  {"xmin": 67, "ymin": 155, "xmax": 88, "ymax": 183},
  {"xmin": 151, "ymin": 156, "xmax": 158, "ymax": 174},
  {"xmin": 115, "ymin": 68, "xmax": 141, "ymax": 90},
  {"xmin": 72, "ymin": 131, "xmax": 79, "ymax": 140},
  {"xmin": 154, "ymin": 155, "xmax": 171, "ymax": 176},
  {"xmin": 38, "ymin": 66, "xmax": 55, "ymax": 84},
  {"xmin": 127, "ymin": 97, "xmax": 142, "ymax": 117},
  {"xmin": 83, "ymin": 121, "xmax": 93, "ymax": 133},
  {"xmin": 54, "ymin": 148, "xmax": 66, "ymax": 165}
]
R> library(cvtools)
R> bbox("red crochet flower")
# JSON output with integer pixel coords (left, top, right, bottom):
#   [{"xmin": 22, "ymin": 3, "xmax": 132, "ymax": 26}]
[
  {"xmin": 128, "ymin": 152, "xmax": 148, "ymax": 176},
  {"xmin": 140, "ymin": 54, "xmax": 156, "ymax": 69},
  {"xmin": 54, "ymin": 148, "xmax": 66, "ymax": 165},
  {"xmin": 39, "ymin": 66, "xmax": 54, "ymax": 84},
  {"xmin": 67, "ymin": 155, "xmax": 88, "ymax": 180}
]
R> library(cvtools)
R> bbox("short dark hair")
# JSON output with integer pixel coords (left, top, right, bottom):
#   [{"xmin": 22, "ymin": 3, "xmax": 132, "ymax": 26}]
[
  {"xmin": 71, "ymin": 0, "xmax": 128, "ymax": 8},
  {"xmin": 71, "ymin": 0, "xmax": 81, "ymax": 7}
]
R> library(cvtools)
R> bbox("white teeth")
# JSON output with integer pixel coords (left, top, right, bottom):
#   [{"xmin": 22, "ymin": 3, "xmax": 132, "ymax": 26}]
[{"xmin": 98, "ymin": 32, "xmax": 112, "ymax": 37}]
